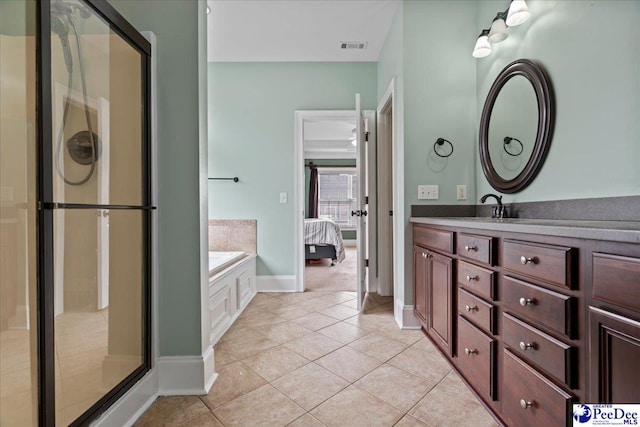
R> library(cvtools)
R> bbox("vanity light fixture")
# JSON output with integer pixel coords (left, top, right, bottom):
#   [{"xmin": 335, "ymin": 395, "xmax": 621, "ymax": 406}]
[
  {"xmin": 488, "ymin": 12, "xmax": 508, "ymax": 44},
  {"xmin": 506, "ymin": 0, "xmax": 531, "ymax": 27},
  {"xmin": 472, "ymin": 30, "xmax": 492, "ymax": 58},
  {"xmin": 473, "ymin": 0, "xmax": 531, "ymax": 58}
]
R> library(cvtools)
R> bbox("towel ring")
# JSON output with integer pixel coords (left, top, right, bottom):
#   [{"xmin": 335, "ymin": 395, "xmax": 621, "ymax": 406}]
[
  {"xmin": 434, "ymin": 138, "xmax": 454, "ymax": 158},
  {"xmin": 503, "ymin": 136, "xmax": 524, "ymax": 156}
]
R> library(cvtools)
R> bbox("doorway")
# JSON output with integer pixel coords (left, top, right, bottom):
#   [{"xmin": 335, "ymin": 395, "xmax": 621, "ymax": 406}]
[
  {"xmin": 294, "ymin": 107, "xmax": 377, "ymax": 309},
  {"xmin": 300, "ymin": 114, "xmax": 359, "ymax": 293}
]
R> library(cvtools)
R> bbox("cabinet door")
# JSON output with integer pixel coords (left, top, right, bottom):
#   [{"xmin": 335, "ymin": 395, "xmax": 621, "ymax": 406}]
[
  {"xmin": 589, "ymin": 307, "xmax": 640, "ymax": 403},
  {"xmin": 427, "ymin": 251, "xmax": 454, "ymax": 356},
  {"xmin": 413, "ymin": 246, "xmax": 428, "ymax": 324}
]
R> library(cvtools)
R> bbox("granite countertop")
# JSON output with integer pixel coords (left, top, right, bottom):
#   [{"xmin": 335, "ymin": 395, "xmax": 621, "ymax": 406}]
[{"xmin": 410, "ymin": 217, "xmax": 640, "ymax": 244}]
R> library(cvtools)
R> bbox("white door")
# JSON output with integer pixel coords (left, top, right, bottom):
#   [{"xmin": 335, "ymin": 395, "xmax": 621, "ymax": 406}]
[{"xmin": 355, "ymin": 94, "xmax": 368, "ymax": 310}]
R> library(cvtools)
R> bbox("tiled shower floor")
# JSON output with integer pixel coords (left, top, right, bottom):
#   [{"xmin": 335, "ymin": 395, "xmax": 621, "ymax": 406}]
[{"xmin": 135, "ymin": 291, "xmax": 498, "ymax": 426}]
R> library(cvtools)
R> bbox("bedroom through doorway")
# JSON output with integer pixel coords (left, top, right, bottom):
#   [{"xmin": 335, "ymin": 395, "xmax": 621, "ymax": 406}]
[
  {"xmin": 295, "ymin": 104, "xmax": 376, "ymax": 310},
  {"xmin": 302, "ymin": 117, "xmax": 359, "ymax": 292}
]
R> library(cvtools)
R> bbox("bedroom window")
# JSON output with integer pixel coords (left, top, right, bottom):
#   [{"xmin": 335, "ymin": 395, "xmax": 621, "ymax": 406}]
[{"xmin": 317, "ymin": 167, "xmax": 358, "ymax": 229}]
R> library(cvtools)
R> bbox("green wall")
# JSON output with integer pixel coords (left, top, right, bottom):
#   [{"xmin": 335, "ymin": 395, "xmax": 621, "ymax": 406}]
[
  {"xmin": 304, "ymin": 158, "xmax": 357, "ymax": 240},
  {"xmin": 376, "ymin": 1, "xmax": 479, "ymax": 306},
  {"xmin": 476, "ymin": 0, "xmax": 640, "ymax": 202},
  {"xmin": 208, "ymin": 62, "xmax": 377, "ymax": 276},
  {"xmin": 108, "ymin": 0, "xmax": 204, "ymax": 356}
]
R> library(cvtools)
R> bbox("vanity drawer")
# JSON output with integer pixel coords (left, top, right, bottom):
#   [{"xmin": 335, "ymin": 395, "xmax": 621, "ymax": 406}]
[
  {"xmin": 458, "ymin": 261, "xmax": 496, "ymax": 301},
  {"xmin": 503, "ymin": 276, "xmax": 576, "ymax": 338},
  {"xmin": 457, "ymin": 233, "xmax": 494, "ymax": 266},
  {"xmin": 457, "ymin": 316, "xmax": 496, "ymax": 400},
  {"xmin": 503, "ymin": 240, "xmax": 574, "ymax": 289},
  {"xmin": 458, "ymin": 288, "xmax": 495, "ymax": 334},
  {"xmin": 592, "ymin": 253, "xmax": 640, "ymax": 312},
  {"xmin": 414, "ymin": 226, "xmax": 453, "ymax": 254},
  {"xmin": 502, "ymin": 350, "xmax": 574, "ymax": 427},
  {"xmin": 503, "ymin": 313, "xmax": 576, "ymax": 388}
]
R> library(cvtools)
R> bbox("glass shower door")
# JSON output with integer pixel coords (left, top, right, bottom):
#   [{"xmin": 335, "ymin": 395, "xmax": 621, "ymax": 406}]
[
  {"xmin": 44, "ymin": 0, "xmax": 152, "ymax": 424},
  {"xmin": 0, "ymin": 1, "xmax": 38, "ymax": 425}
]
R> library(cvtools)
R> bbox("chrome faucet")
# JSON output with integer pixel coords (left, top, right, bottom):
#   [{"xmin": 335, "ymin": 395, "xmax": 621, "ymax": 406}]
[{"xmin": 480, "ymin": 193, "xmax": 506, "ymax": 219}]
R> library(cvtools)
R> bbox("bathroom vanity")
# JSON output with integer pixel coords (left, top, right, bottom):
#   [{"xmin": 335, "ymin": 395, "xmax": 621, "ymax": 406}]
[{"xmin": 411, "ymin": 217, "xmax": 640, "ymax": 427}]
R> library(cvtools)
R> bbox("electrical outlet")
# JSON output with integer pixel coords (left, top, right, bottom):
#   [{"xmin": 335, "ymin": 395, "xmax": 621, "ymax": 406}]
[
  {"xmin": 279, "ymin": 192, "xmax": 288, "ymax": 203},
  {"xmin": 457, "ymin": 185, "xmax": 467, "ymax": 201},
  {"xmin": 418, "ymin": 185, "xmax": 439, "ymax": 200}
]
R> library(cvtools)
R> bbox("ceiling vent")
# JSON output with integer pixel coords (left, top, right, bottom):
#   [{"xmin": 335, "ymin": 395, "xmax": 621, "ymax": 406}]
[{"xmin": 340, "ymin": 41, "xmax": 368, "ymax": 50}]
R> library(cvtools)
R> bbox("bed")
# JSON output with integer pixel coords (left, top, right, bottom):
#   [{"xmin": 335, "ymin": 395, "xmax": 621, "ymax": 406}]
[{"xmin": 304, "ymin": 218, "xmax": 346, "ymax": 266}]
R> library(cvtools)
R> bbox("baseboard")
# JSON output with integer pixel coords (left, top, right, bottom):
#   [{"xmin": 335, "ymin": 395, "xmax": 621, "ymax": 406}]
[
  {"xmin": 92, "ymin": 368, "xmax": 158, "ymax": 427},
  {"xmin": 7, "ymin": 305, "xmax": 29, "ymax": 330},
  {"xmin": 401, "ymin": 305, "xmax": 421, "ymax": 329},
  {"xmin": 158, "ymin": 346, "xmax": 216, "ymax": 396},
  {"xmin": 394, "ymin": 298, "xmax": 404, "ymax": 327},
  {"xmin": 256, "ymin": 275, "xmax": 297, "ymax": 292}
]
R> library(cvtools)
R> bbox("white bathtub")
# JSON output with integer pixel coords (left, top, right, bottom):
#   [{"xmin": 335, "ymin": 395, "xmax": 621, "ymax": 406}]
[{"xmin": 208, "ymin": 251, "xmax": 246, "ymax": 276}]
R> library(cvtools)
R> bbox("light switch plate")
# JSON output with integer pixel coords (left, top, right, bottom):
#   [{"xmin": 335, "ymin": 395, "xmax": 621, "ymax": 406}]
[
  {"xmin": 457, "ymin": 185, "xmax": 467, "ymax": 201},
  {"xmin": 280, "ymin": 192, "xmax": 288, "ymax": 203},
  {"xmin": 418, "ymin": 185, "xmax": 439, "ymax": 200}
]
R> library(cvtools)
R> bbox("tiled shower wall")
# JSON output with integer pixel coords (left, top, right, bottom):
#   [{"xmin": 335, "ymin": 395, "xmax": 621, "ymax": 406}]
[{"xmin": 208, "ymin": 220, "xmax": 257, "ymax": 253}]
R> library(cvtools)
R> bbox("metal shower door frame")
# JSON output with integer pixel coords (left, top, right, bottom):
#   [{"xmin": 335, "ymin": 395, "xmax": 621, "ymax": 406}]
[{"xmin": 36, "ymin": 0, "xmax": 153, "ymax": 425}]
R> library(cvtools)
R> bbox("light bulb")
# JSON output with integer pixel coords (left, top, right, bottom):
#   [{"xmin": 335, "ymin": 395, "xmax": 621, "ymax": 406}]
[
  {"xmin": 506, "ymin": 0, "xmax": 530, "ymax": 26},
  {"xmin": 472, "ymin": 31, "xmax": 492, "ymax": 58},
  {"xmin": 488, "ymin": 17, "xmax": 508, "ymax": 44}
]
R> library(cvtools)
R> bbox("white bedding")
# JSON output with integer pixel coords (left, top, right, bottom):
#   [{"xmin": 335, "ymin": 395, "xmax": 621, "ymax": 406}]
[{"xmin": 304, "ymin": 218, "xmax": 346, "ymax": 263}]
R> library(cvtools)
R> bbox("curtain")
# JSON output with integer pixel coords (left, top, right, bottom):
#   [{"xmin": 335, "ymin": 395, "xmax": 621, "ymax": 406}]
[{"xmin": 308, "ymin": 165, "xmax": 319, "ymax": 218}]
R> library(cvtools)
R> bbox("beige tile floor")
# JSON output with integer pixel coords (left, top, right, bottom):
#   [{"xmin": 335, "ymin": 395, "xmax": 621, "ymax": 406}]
[
  {"xmin": 0, "ymin": 308, "xmax": 140, "ymax": 426},
  {"xmin": 135, "ymin": 291, "xmax": 498, "ymax": 427}
]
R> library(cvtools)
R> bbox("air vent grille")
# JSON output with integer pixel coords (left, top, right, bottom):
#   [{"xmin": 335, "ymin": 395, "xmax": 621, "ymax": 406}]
[{"xmin": 340, "ymin": 41, "xmax": 368, "ymax": 50}]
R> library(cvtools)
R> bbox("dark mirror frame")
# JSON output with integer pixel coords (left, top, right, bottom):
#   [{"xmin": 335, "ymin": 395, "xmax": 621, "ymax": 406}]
[{"xmin": 479, "ymin": 59, "xmax": 554, "ymax": 194}]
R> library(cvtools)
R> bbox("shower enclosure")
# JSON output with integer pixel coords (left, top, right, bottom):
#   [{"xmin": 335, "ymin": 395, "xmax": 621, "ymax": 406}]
[{"xmin": 0, "ymin": 0, "xmax": 153, "ymax": 425}]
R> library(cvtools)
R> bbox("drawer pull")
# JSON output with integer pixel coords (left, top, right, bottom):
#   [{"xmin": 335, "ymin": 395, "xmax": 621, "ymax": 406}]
[
  {"xmin": 464, "ymin": 245, "xmax": 477, "ymax": 252},
  {"xmin": 519, "ymin": 399, "xmax": 534, "ymax": 409},
  {"xmin": 520, "ymin": 256, "xmax": 537, "ymax": 265},
  {"xmin": 466, "ymin": 275, "xmax": 478, "ymax": 282},
  {"xmin": 465, "ymin": 305, "xmax": 478, "ymax": 312},
  {"xmin": 464, "ymin": 348, "xmax": 478, "ymax": 355},
  {"xmin": 519, "ymin": 341, "xmax": 535, "ymax": 351},
  {"xmin": 519, "ymin": 297, "xmax": 535, "ymax": 307}
]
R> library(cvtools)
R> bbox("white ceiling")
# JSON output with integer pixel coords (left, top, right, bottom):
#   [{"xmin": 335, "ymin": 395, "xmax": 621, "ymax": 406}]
[
  {"xmin": 207, "ymin": 0, "xmax": 401, "ymax": 62},
  {"xmin": 304, "ymin": 119, "xmax": 357, "ymax": 158}
]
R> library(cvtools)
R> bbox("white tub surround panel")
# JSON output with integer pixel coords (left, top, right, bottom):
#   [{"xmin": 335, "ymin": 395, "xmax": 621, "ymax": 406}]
[{"xmin": 208, "ymin": 254, "xmax": 257, "ymax": 346}]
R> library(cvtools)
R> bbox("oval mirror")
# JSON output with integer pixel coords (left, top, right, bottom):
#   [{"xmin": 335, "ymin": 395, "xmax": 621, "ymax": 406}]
[{"xmin": 479, "ymin": 59, "xmax": 554, "ymax": 193}]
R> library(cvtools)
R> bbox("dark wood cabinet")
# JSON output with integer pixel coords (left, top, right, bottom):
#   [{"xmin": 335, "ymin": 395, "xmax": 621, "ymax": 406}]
[
  {"xmin": 412, "ymin": 221, "xmax": 640, "ymax": 427},
  {"xmin": 502, "ymin": 349, "xmax": 575, "ymax": 427},
  {"xmin": 589, "ymin": 307, "xmax": 640, "ymax": 403},
  {"xmin": 427, "ymin": 251, "xmax": 453, "ymax": 355},
  {"xmin": 589, "ymin": 252, "xmax": 640, "ymax": 404},
  {"xmin": 413, "ymin": 229, "xmax": 454, "ymax": 357},
  {"xmin": 413, "ymin": 246, "xmax": 428, "ymax": 323}
]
